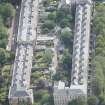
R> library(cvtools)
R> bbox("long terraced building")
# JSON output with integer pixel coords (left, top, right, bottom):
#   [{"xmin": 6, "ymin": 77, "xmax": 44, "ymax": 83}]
[
  {"xmin": 53, "ymin": 0, "xmax": 92, "ymax": 105},
  {"xmin": 8, "ymin": 0, "xmax": 39, "ymax": 105}
]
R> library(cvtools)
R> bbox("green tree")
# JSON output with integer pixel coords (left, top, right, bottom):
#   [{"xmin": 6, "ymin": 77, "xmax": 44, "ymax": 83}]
[
  {"xmin": 62, "ymin": 49, "xmax": 72, "ymax": 69},
  {"xmin": 48, "ymin": 12, "xmax": 56, "ymax": 21},
  {"xmin": 0, "ymin": 76, "xmax": 4, "ymax": 87},
  {"xmin": 87, "ymin": 96, "xmax": 98, "ymax": 105},
  {"xmin": 0, "ymin": 26, "xmax": 8, "ymax": 48},
  {"xmin": 68, "ymin": 97, "xmax": 86, "ymax": 105},
  {"xmin": 101, "ymin": 101, "xmax": 105, "ymax": 105},
  {"xmin": 56, "ymin": 6, "xmax": 72, "ymax": 25},
  {"xmin": 92, "ymin": 4, "xmax": 105, "ymax": 98},
  {"xmin": 60, "ymin": 27, "xmax": 72, "ymax": 47},
  {"xmin": 42, "ymin": 49, "xmax": 53, "ymax": 64},
  {"xmin": 41, "ymin": 92, "xmax": 49, "ymax": 105},
  {"xmin": 0, "ymin": 26, "xmax": 7, "ymax": 39},
  {"xmin": 42, "ymin": 0, "xmax": 50, "ymax": 7},
  {"xmin": 0, "ymin": 15, "xmax": 4, "ymax": 26},
  {"xmin": 68, "ymin": 99, "xmax": 77, "ymax": 105},
  {"xmin": 42, "ymin": 20, "xmax": 55, "ymax": 30},
  {"xmin": 52, "ymin": 71, "xmax": 62, "ymax": 81},
  {"xmin": 60, "ymin": 18, "xmax": 70, "ymax": 28},
  {"xmin": 0, "ymin": 3, "xmax": 15, "ymax": 26},
  {"xmin": 94, "ymin": 57, "xmax": 105, "ymax": 96},
  {"xmin": 33, "ymin": 103, "xmax": 41, "ymax": 105},
  {"xmin": 56, "ymin": 9, "xmax": 65, "ymax": 23},
  {"xmin": 98, "ymin": 95, "xmax": 105, "ymax": 105},
  {"xmin": 0, "ymin": 38, "xmax": 7, "ymax": 48},
  {"xmin": 0, "ymin": 48, "xmax": 7, "ymax": 66},
  {"xmin": 42, "ymin": 28, "xmax": 49, "ymax": 34}
]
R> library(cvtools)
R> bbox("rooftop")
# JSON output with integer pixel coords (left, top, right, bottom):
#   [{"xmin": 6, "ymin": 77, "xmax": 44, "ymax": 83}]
[
  {"xmin": 17, "ymin": 0, "xmax": 36, "ymax": 43},
  {"xmin": 9, "ymin": 45, "xmax": 33, "ymax": 98},
  {"xmin": 9, "ymin": 0, "xmax": 38, "ymax": 99}
]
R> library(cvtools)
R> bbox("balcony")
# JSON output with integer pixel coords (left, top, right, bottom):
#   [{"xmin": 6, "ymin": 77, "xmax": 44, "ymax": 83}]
[
  {"xmin": 74, "ymin": 45, "xmax": 79, "ymax": 51},
  {"xmin": 82, "ymin": 16, "xmax": 87, "ymax": 22},
  {"xmin": 82, "ymin": 28, "xmax": 86, "ymax": 33},
  {"xmin": 78, "ymin": 78, "xmax": 84, "ymax": 85},
  {"xmin": 72, "ymin": 78, "xmax": 78, "ymax": 85},
  {"xmin": 82, "ymin": 22, "xmax": 86, "ymax": 27},
  {"xmin": 79, "ymin": 64, "xmax": 84, "ymax": 71},
  {"xmin": 72, "ymin": 69, "xmax": 78, "ymax": 73},
  {"xmin": 74, "ymin": 39, "xmax": 80, "ymax": 45},
  {"xmin": 80, "ymin": 50, "xmax": 85, "ymax": 57},
  {"xmin": 75, "ymin": 17, "xmax": 81, "ymax": 23},
  {"xmin": 81, "ymin": 39, "xmax": 86, "ymax": 44},
  {"xmin": 80, "ymin": 45, "xmax": 85, "ymax": 51},
  {"xmin": 72, "ymin": 63, "xmax": 79, "ymax": 70}
]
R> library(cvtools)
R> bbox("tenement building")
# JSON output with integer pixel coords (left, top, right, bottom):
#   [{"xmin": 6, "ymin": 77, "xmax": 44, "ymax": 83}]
[
  {"xmin": 53, "ymin": 0, "xmax": 92, "ymax": 105},
  {"xmin": 8, "ymin": 0, "xmax": 39, "ymax": 105}
]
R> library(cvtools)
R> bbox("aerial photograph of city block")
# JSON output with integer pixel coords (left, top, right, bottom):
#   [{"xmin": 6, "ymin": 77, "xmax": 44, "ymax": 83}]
[{"xmin": 0, "ymin": 0, "xmax": 105, "ymax": 105}]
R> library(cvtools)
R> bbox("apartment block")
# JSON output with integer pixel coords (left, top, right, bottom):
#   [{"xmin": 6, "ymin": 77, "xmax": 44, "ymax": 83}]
[
  {"xmin": 8, "ymin": 0, "xmax": 39, "ymax": 105},
  {"xmin": 53, "ymin": 0, "xmax": 92, "ymax": 105}
]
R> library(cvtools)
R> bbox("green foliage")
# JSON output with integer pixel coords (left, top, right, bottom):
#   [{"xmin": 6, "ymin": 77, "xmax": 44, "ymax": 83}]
[
  {"xmin": 0, "ymin": 76, "xmax": 4, "ymax": 87},
  {"xmin": 0, "ymin": 27, "xmax": 8, "ymax": 48},
  {"xmin": 0, "ymin": 2, "xmax": 15, "ymax": 105},
  {"xmin": 0, "ymin": 64, "xmax": 11, "ymax": 105},
  {"xmin": 68, "ymin": 97, "xmax": 86, "ymax": 105},
  {"xmin": 0, "ymin": 26, "xmax": 8, "ymax": 39},
  {"xmin": 0, "ymin": 48, "xmax": 7, "ymax": 65},
  {"xmin": 98, "ymin": 95, "xmax": 105, "ymax": 105},
  {"xmin": 42, "ymin": 28, "xmax": 49, "ymax": 34},
  {"xmin": 0, "ymin": 15, "xmax": 4, "ymax": 26},
  {"xmin": 60, "ymin": 27, "xmax": 72, "ymax": 47},
  {"xmin": 47, "ymin": 12, "xmax": 56, "ymax": 21},
  {"xmin": 42, "ymin": 49, "xmax": 53, "ymax": 64},
  {"xmin": 0, "ymin": 3, "xmax": 15, "ymax": 27},
  {"xmin": 32, "ymin": 71, "xmax": 43, "ymax": 79},
  {"xmin": 52, "ymin": 71, "xmax": 62, "ymax": 81},
  {"xmin": 94, "ymin": 56, "xmax": 105, "ymax": 96},
  {"xmin": 56, "ymin": 6, "xmax": 72, "ymax": 27},
  {"xmin": 0, "ymin": 48, "xmax": 14, "ymax": 66},
  {"xmin": 87, "ymin": 96, "xmax": 98, "ymax": 105},
  {"xmin": 61, "ymin": 49, "xmax": 72, "ymax": 69},
  {"xmin": 42, "ymin": 20, "xmax": 55, "ymax": 30},
  {"xmin": 93, "ymin": 4, "xmax": 105, "ymax": 97},
  {"xmin": 60, "ymin": 18, "xmax": 70, "ymax": 28},
  {"xmin": 0, "ymin": 0, "xmax": 11, "ymax": 3},
  {"xmin": 0, "ymin": 3, "xmax": 15, "ymax": 18},
  {"xmin": 0, "ymin": 2, "xmax": 16, "ymax": 50},
  {"xmin": 42, "ymin": 0, "xmax": 50, "ymax": 7},
  {"xmin": 33, "ymin": 89, "xmax": 53, "ymax": 105}
]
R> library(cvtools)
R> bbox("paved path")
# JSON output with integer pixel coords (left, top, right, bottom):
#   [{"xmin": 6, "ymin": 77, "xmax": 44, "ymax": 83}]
[
  {"xmin": 37, "ymin": 36, "xmax": 55, "ymax": 41},
  {"xmin": 6, "ymin": 19, "xmax": 14, "ymax": 51}
]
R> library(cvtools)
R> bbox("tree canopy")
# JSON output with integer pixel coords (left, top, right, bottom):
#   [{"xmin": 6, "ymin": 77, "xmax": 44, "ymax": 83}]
[
  {"xmin": 60, "ymin": 27, "xmax": 72, "ymax": 47},
  {"xmin": 68, "ymin": 97, "xmax": 86, "ymax": 105},
  {"xmin": 93, "ymin": 4, "xmax": 105, "ymax": 98},
  {"xmin": 87, "ymin": 96, "xmax": 98, "ymax": 105}
]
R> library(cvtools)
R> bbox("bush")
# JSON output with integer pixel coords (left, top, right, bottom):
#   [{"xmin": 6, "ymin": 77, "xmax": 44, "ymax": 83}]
[
  {"xmin": 0, "ymin": 26, "xmax": 8, "ymax": 39},
  {"xmin": 0, "ymin": 48, "xmax": 7, "ymax": 65},
  {"xmin": 43, "ymin": 0, "xmax": 50, "ymax": 7},
  {"xmin": 87, "ymin": 96, "xmax": 98, "ymax": 105},
  {"xmin": 60, "ymin": 18, "xmax": 70, "ymax": 28},
  {"xmin": 60, "ymin": 27, "xmax": 72, "ymax": 47},
  {"xmin": 0, "ymin": 3, "xmax": 15, "ymax": 27},
  {"xmin": 68, "ymin": 97, "xmax": 86, "ymax": 105},
  {"xmin": 61, "ymin": 49, "xmax": 72, "ymax": 69},
  {"xmin": 42, "ymin": 49, "xmax": 53, "ymax": 64},
  {"xmin": 42, "ymin": 28, "xmax": 49, "ymax": 34},
  {"xmin": 42, "ymin": 20, "xmax": 55, "ymax": 31},
  {"xmin": 48, "ymin": 12, "xmax": 56, "ymax": 21}
]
